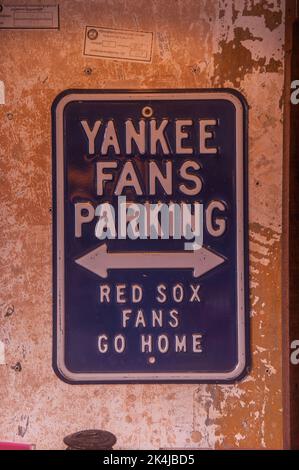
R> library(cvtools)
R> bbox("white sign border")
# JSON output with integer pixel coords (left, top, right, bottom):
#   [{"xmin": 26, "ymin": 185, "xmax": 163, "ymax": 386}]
[{"xmin": 54, "ymin": 90, "xmax": 247, "ymax": 383}]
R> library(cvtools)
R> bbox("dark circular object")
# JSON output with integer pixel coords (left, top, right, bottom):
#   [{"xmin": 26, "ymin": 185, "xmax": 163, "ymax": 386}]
[
  {"xmin": 63, "ymin": 429, "xmax": 117, "ymax": 450},
  {"xmin": 87, "ymin": 28, "xmax": 98, "ymax": 40}
]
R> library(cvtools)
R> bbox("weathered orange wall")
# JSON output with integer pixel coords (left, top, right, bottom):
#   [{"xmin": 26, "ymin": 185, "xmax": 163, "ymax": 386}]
[{"xmin": 0, "ymin": 0, "xmax": 285, "ymax": 449}]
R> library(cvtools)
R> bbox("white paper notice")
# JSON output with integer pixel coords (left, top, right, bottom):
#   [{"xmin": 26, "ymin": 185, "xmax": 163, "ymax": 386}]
[
  {"xmin": 84, "ymin": 26, "xmax": 153, "ymax": 63},
  {"xmin": 0, "ymin": 5, "xmax": 59, "ymax": 29}
]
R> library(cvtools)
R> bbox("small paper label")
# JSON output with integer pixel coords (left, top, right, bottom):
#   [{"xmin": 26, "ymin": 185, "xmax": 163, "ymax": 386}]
[
  {"xmin": 84, "ymin": 26, "xmax": 153, "ymax": 63},
  {"xmin": 0, "ymin": 5, "xmax": 59, "ymax": 29}
]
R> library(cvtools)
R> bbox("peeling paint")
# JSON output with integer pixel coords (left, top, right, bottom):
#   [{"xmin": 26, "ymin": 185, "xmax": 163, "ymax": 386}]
[
  {"xmin": 243, "ymin": 0, "xmax": 282, "ymax": 32},
  {"xmin": 18, "ymin": 415, "xmax": 29, "ymax": 438}
]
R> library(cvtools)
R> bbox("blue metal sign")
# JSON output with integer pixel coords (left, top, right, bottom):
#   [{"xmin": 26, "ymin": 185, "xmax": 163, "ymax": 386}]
[{"xmin": 52, "ymin": 89, "xmax": 249, "ymax": 383}]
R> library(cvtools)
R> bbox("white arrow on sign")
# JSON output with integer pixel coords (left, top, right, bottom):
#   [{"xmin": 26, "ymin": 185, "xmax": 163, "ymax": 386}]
[{"xmin": 75, "ymin": 244, "xmax": 225, "ymax": 278}]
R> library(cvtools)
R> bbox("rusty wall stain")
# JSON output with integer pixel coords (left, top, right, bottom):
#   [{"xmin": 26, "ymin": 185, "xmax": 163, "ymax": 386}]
[{"xmin": 0, "ymin": 0, "xmax": 284, "ymax": 449}]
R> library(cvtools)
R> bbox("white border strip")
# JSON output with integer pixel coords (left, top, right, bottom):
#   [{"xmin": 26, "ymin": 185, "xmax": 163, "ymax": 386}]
[{"xmin": 55, "ymin": 91, "xmax": 246, "ymax": 382}]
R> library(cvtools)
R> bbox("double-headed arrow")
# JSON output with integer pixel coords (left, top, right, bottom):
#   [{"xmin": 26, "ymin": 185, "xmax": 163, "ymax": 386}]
[{"xmin": 75, "ymin": 244, "xmax": 225, "ymax": 278}]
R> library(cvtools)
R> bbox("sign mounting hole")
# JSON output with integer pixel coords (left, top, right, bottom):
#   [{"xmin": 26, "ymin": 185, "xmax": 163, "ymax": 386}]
[{"xmin": 142, "ymin": 106, "xmax": 153, "ymax": 118}]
